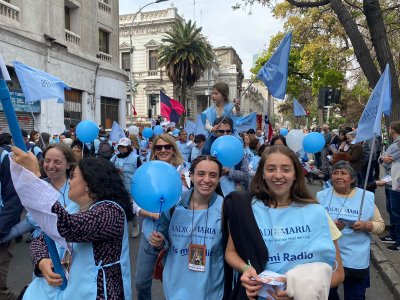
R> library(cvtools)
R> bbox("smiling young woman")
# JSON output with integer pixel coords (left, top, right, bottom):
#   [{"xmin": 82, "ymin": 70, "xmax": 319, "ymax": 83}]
[{"xmin": 223, "ymin": 145, "xmax": 345, "ymax": 299}]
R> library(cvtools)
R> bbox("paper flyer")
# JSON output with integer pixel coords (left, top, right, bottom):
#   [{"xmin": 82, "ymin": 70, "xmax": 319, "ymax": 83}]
[{"xmin": 257, "ymin": 270, "xmax": 286, "ymax": 298}]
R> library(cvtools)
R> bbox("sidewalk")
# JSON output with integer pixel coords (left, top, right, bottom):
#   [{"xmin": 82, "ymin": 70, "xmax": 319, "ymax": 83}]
[{"xmin": 371, "ymin": 186, "xmax": 400, "ymax": 299}]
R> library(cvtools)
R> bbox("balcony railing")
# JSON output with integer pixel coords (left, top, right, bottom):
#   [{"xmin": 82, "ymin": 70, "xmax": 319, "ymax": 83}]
[
  {"xmin": 0, "ymin": 0, "xmax": 19, "ymax": 21},
  {"xmin": 65, "ymin": 29, "xmax": 80, "ymax": 46},
  {"xmin": 98, "ymin": 1, "xmax": 111, "ymax": 14},
  {"xmin": 97, "ymin": 52, "xmax": 112, "ymax": 63}
]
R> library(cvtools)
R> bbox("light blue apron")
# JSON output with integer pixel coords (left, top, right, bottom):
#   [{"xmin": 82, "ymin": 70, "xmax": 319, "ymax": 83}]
[
  {"xmin": 220, "ymin": 176, "xmax": 235, "ymax": 197},
  {"xmin": 178, "ymin": 141, "xmax": 192, "ymax": 162},
  {"xmin": 201, "ymin": 103, "xmax": 236, "ymax": 128},
  {"xmin": 162, "ymin": 196, "xmax": 224, "ymax": 300},
  {"xmin": 23, "ymin": 201, "xmax": 132, "ymax": 300},
  {"xmin": 318, "ymin": 187, "xmax": 374, "ymax": 269},
  {"xmin": 111, "ymin": 152, "xmax": 139, "ymax": 191},
  {"xmin": 252, "ymin": 200, "xmax": 336, "ymax": 274}
]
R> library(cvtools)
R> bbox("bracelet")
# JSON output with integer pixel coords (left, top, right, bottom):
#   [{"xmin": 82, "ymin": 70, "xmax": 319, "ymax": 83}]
[{"xmin": 242, "ymin": 264, "xmax": 251, "ymax": 273}]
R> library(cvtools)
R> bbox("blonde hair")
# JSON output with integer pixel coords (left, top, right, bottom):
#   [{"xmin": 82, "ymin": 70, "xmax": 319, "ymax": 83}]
[
  {"xmin": 130, "ymin": 135, "xmax": 139, "ymax": 150},
  {"xmin": 150, "ymin": 134, "xmax": 184, "ymax": 167}
]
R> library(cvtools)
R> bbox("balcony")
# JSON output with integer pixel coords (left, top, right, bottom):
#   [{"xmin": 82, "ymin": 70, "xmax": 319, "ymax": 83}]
[
  {"xmin": 97, "ymin": 52, "xmax": 112, "ymax": 63},
  {"xmin": 0, "ymin": 0, "xmax": 19, "ymax": 21},
  {"xmin": 98, "ymin": 0, "xmax": 111, "ymax": 14},
  {"xmin": 65, "ymin": 29, "xmax": 80, "ymax": 46}
]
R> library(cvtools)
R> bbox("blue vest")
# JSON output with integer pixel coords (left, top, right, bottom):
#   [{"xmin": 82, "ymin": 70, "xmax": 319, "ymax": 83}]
[
  {"xmin": 111, "ymin": 152, "xmax": 139, "ymax": 192},
  {"xmin": 177, "ymin": 141, "xmax": 192, "ymax": 162},
  {"xmin": 252, "ymin": 200, "xmax": 336, "ymax": 275},
  {"xmin": 201, "ymin": 103, "xmax": 236, "ymax": 128},
  {"xmin": 23, "ymin": 201, "xmax": 132, "ymax": 300},
  {"xmin": 220, "ymin": 176, "xmax": 235, "ymax": 197},
  {"xmin": 190, "ymin": 146, "xmax": 202, "ymax": 162},
  {"xmin": 318, "ymin": 188, "xmax": 374, "ymax": 269},
  {"xmin": 163, "ymin": 195, "xmax": 224, "ymax": 300}
]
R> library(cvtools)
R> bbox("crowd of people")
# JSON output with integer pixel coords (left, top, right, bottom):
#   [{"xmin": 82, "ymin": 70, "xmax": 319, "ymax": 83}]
[{"xmin": 0, "ymin": 81, "xmax": 395, "ymax": 300}]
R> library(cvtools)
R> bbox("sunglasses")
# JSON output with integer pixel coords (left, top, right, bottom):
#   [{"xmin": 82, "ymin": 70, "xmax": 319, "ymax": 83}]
[
  {"xmin": 217, "ymin": 129, "xmax": 232, "ymax": 134},
  {"xmin": 154, "ymin": 144, "xmax": 173, "ymax": 151}
]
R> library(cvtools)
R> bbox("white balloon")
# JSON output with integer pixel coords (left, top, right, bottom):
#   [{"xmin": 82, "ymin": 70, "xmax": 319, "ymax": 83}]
[
  {"xmin": 286, "ymin": 129, "xmax": 305, "ymax": 152},
  {"xmin": 127, "ymin": 125, "xmax": 139, "ymax": 136}
]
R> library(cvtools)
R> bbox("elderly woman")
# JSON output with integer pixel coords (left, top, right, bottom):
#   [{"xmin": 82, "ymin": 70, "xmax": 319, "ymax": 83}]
[
  {"xmin": 10, "ymin": 148, "xmax": 134, "ymax": 300},
  {"xmin": 317, "ymin": 161, "xmax": 385, "ymax": 300}
]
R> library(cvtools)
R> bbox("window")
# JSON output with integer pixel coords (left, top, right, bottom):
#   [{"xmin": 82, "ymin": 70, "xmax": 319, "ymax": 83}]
[
  {"xmin": 121, "ymin": 52, "xmax": 130, "ymax": 71},
  {"xmin": 65, "ymin": 6, "xmax": 70, "ymax": 30},
  {"xmin": 148, "ymin": 94, "xmax": 159, "ymax": 116},
  {"xmin": 101, "ymin": 97, "xmax": 119, "ymax": 129},
  {"xmin": 64, "ymin": 89, "xmax": 82, "ymax": 129},
  {"xmin": 149, "ymin": 50, "xmax": 158, "ymax": 70},
  {"xmin": 99, "ymin": 29, "xmax": 110, "ymax": 54}
]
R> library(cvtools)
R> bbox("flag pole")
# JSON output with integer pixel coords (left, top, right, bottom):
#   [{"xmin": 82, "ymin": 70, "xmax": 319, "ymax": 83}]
[{"xmin": 357, "ymin": 135, "xmax": 376, "ymax": 220}]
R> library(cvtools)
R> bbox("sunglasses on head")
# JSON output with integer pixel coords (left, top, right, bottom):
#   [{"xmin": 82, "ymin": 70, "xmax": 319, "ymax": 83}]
[
  {"xmin": 154, "ymin": 144, "xmax": 173, "ymax": 151},
  {"xmin": 217, "ymin": 129, "xmax": 231, "ymax": 134}
]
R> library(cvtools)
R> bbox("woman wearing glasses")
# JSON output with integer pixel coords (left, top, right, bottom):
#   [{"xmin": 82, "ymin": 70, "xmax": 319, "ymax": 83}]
[
  {"xmin": 10, "ymin": 148, "xmax": 134, "ymax": 300},
  {"xmin": 135, "ymin": 134, "xmax": 188, "ymax": 300},
  {"xmin": 149, "ymin": 155, "xmax": 225, "ymax": 300},
  {"xmin": 0, "ymin": 143, "xmax": 78, "ymax": 243}
]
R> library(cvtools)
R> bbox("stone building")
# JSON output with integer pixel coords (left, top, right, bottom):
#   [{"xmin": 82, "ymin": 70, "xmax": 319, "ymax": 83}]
[
  {"xmin": 119, "ymin": 7, "xmax": 244, "ymax": 125},
  {"xmin": 0, "ymin": 0, "xmax": 128, "ymax": 133}
]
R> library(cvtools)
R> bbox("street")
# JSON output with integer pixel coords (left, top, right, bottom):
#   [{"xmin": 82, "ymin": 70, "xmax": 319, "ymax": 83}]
[{"xmin": 7, "ymin": 182, "xmax": 395, "ymax": 299}]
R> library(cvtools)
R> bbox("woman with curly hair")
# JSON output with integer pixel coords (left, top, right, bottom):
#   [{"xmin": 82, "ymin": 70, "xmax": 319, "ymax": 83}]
[{"xmin": 10, "ymin": 149, "xmax": 134, "ymax": 300}]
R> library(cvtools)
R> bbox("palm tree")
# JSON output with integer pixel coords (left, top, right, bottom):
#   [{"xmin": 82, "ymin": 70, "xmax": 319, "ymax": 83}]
[{"xmin": 158, "ymin": 19, "xmax": 214, "ymax": 124}]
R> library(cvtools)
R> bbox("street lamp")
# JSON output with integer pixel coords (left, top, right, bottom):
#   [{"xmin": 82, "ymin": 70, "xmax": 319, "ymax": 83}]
[{"xmin": 128, "ymin": 0, "xmax": 168, "ymax": 125}]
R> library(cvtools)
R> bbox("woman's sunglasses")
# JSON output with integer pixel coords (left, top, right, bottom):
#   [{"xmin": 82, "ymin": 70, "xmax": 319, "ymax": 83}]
[{"xmin": 154, "ymin": 144, "xmax": 173, "ymax": 151}]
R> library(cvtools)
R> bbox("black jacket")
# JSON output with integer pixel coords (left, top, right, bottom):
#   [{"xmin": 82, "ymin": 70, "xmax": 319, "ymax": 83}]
[
  {"xmin": 0, "ymin": 152, "xmax": 23, "ymax": 239},
  {"xmin": 222, "ymin": 191, "xmax": 268, "ymax": 299}
]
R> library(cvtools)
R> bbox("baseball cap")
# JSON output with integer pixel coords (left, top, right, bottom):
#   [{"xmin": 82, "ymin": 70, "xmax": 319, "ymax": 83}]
[{"xmin": 118, "ymin": 137, "xmax": 131, "ymax": 147}]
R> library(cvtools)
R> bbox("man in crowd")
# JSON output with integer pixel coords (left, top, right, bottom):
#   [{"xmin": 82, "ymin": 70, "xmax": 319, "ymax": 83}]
[{"xmin": 190, "ymin": 134, "xmax": 206, "ymax": 161}]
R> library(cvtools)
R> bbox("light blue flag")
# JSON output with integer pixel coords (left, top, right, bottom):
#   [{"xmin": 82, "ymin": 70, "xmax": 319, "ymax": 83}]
[
  {"xmin": 184, "ymin": 119, "xmax": 196, "ymax": 135},
  {"xmin": 0, "ymin": 55, "xmax": 11, "ymax": 81},
  {"xmin": 195, "ymin": 114, "xmax": 208, "ymax": 136},
  {"xmin": 12, "ymin": 61, "xmax": 69, "ymax": 103},
  {"xmin": 257, "ymin": 31, "xmax": 292, "ymax": 100},
  {"xmin": 354, "ymin": 64, "xmax": 391, "ymax": 144},
  {"xmin": 110, "ymin": 121, "xmax": 126, "ymax": 142},
  {"xmin": 293, "ymin": 98, "xmax": 306, "ymax": 117},
  {"xmin": 235, "ymin": 112, "xmax": 257, "ymax": 133}
]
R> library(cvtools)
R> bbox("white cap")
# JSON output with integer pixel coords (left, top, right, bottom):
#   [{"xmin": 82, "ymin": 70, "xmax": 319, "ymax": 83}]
[{"xmin": 118, "ymin": 137, "xmax": 131, "ymax": 147}]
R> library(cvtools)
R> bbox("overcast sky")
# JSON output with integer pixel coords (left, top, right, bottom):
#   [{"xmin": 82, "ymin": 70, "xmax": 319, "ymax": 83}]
[{"xmin": 119, "ymin": 0, "xmax": 284, "ymax": 78}]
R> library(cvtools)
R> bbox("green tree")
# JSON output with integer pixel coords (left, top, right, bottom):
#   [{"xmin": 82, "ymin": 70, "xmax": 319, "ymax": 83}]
[
  {"xmin": 158, "ymin": 19, "xmax": 214, "ymax": 124},
  {"xmin": 235, "ymin": 0, "xmax": 400, "ymax": 121}
]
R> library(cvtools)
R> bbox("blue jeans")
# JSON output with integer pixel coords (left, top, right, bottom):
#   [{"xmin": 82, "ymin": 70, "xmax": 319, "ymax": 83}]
[
  {"xmin": 329, "ymin": 267, "xmax": 370, "ymax": 300},
  {"xmin": 385, "ymin": 188, "xmax": 400, "ymax": 243},
  {"xmin": 135, "ymin": 235, "xmax": 159, "ymax": 300}
]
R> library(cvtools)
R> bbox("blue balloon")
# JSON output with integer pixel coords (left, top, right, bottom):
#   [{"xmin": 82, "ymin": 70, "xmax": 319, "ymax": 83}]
[
  {"xmin": 211, "ymin": 135, "xmax": 244, "ymax": 167},
  {"xmin": 131, "ymin": 161, "xmax": 182, "ymax": 213},
  {"xmin": 303, "ymin": 132, "xmax": 325, "ymax": 154},
  {"xmin": 76, "ymin": 120, "xmax": 99, "ymax": 143},
  {"xmin": 280, "ymin": 128, "xmax": 289, "ymax": 136},
  {"xmin": 142, "ymin": 127, "xmax": 153, "ymax": 139},
  {"xmin": 153, "ymin": 125, "xmax": 164, "ymax": 136}
]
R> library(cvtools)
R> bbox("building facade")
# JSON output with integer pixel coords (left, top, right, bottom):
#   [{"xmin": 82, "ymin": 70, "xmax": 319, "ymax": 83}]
[
  {"xmin": 0, "ymin": 0, "xmax": 128, "ymax": 134},
  {"xmin": 119, "ymin": 7, "xmax": 245, "ymax": 125}
]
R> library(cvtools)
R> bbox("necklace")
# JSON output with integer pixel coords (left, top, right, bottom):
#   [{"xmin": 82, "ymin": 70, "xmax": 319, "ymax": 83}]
[
  {"xmin": 327, "ymin": 188, "xmax": 350, "ymax": 219},
  {"xmin": 50, "ymin": 179, "xmax": 68, "ymax": 208},
  {"xmin": 275, "ymin": 201, "xmax": 292, "ymax": 207},
  {"xmin": 190, "ymin": 195, "xmax": 210, "ymax": 245}
]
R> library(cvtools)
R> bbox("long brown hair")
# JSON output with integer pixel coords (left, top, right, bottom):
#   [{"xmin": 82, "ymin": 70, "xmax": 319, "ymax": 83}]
[
  {"xmin": 250, "ymin": 145, "xmax": 316, "ymax": 206},
  {"xmin": 41, "ymin": 143, "xmax": 76, "ymax": 177}
]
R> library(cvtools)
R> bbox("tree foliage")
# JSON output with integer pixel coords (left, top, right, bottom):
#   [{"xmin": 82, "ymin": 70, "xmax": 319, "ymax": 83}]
[
  {"xmin": 236, "ymin": 0, "xmax": 400, "ymax": 122},
  {"xmin": 158, "ymin": 19, "xmax": 214, "ymax": 123}
]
